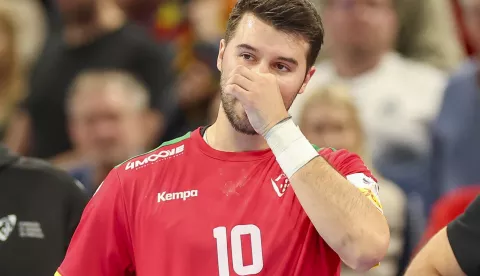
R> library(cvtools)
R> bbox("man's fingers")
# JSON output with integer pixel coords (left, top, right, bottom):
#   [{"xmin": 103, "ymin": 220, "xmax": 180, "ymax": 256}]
[
  {"xmin": 230, "ymin": 65, "xmax": 258, "ymax": 81},
  {"xmin": 227, "ymin": 73, "xmax": 254, "ymax": 92},
  {"xmin": 224, "ymin": 83, "xmax": 250, "ymax": 103}
]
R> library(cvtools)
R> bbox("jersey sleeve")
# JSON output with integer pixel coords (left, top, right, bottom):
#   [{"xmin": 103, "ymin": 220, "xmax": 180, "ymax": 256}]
[
  {"xmin": 56, "ymin": 169, "xmax": 134, "ymax": 276},
  {"xmin": 319, "ymin": 148, "xmax": 383, "ymax": 213},
  {"xmin": 446, "ymin": 196, "xmax": 480, "ymax": 276}
]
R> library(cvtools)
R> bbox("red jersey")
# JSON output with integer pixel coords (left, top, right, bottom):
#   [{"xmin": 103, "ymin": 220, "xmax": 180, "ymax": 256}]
[{"xmin": 56, "ymin": 128, "xmax": 382, "ymax": 276}]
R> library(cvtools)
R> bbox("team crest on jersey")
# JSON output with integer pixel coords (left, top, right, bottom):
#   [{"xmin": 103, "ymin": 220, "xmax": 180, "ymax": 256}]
[{"xmin": 271, "ymin": 173, "xmax": 290, "ymax": 197}]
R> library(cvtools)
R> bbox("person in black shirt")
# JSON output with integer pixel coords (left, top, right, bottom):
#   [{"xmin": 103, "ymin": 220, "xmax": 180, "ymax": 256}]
[
  {"xmin": 405, "ymin": 195, "xmax": 480, "ymax": 275},
  {"xmin": 0, "ymin": 144, "xmax": 88, "ymax": 276},
  {"xmin": 4, "ymin": 0, "xmax": 174, "ymax": 160}
]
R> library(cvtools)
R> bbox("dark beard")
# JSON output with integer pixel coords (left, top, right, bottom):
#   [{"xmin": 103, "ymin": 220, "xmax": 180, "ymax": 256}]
[
  {"xmin": 219, "ymin": 73, "xmax": 258, "ymax": 136},
  {"xmin": 221, "ymin": 92, "xmax": 258, "ymax": 136}
]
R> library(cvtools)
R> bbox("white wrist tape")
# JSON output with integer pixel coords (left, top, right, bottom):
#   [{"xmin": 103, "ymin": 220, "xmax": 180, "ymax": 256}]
[{"xmin": 265, "ymin": 118, "xmax": 319, "ymax": 178}]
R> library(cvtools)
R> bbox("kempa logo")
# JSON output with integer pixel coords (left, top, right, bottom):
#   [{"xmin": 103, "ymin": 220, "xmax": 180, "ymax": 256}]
[
  {"xmin": 157, "ymin": 190, "xmax": 198, "ymax": 203},
  {"xmin": 126, "ymin": 145, "xmax": 185, "ymax": 170}
]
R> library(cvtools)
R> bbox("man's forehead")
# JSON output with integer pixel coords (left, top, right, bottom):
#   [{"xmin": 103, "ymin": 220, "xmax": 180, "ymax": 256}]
[{"xmin": 232, "ymin": 14, "xmax": 310, "ymax": 59}]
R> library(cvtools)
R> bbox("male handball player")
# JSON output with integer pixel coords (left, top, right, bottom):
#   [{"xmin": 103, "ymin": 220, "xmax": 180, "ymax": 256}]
[{"xmin": 56, "ymin": 0, "xmax": 389, "ymax": 275}]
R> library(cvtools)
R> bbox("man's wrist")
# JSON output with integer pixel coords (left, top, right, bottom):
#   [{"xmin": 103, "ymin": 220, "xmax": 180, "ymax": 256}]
[{"xmin": 264, "ymin": 118, "xmax": 319, "ymax": 178}]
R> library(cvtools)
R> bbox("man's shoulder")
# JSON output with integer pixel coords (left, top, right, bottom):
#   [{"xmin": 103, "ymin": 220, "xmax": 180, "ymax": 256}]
[
  {"xmin": 315, "ymin": 147, "xmax": 374, "ymax": 180},
  {"xmin": 115, "ymin": 131, "xmax": 193, "ymax": 173},
  {"xmin": 316, "ymin": 147, "xmax": 356, "ymax": 165},
  {"xmin": 4, "ymin": 156, "xmax": 85, "ymax": 193}
]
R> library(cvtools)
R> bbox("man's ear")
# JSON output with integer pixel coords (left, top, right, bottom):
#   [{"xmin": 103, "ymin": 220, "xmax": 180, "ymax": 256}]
[
  {"xmin": 298, "ymin": 66, "xmax": 316, "ymax": 95},
  {"xmin": 217, "ymin": 39, "xmax": 226, "ymax": 73}
]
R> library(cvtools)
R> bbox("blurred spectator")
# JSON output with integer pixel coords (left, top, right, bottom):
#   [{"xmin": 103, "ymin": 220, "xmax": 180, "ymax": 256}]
[
  {"xmin": 0, "ymin": 0, "xmax": 47, "ymax": 70},
  {"xmin": 298, "ymin": 85, "xmax": 406, "ymax": 276},
  {"xmin": 5, "ymin": 0, "xmax": 174, "ymax": 161},
  {"xmin": 393, "ymin": 0, "xmax": 464, "ymax": 71},
  {"xmin": 58, "ymin": 70, "xmax": 159, "ymax": 196},
  {"xmin": 314, "ymin": 0, "xmax": 464, "ymax": 71},
  {"xmin": 0, "ymin": 144, "xmax": 88, "ymax": 276},
  {"xmin": 0, "ymin": 0, "xmax": 47, "ymax": 141},
  {"xmin": 119, "ymin": 0, "xmax": 223, "ymax": 139},
  {"xmin": 116, "ymin": 0, "xmax": 164, "ymax": 27},
  {"xmin": 39, "ymin": 0, "xmax": 63, "ymax": 31},
  {"xmin": 0, "ymin": 8, "xmax": 23, "ymax": 140},
  {"xmin": 451, "ymin": 0, "xmax": 476, "ymax": 56},
  {"xmin": 290, "ymin": 0, "xmax": 446, "ymax": 228},
  {"xmin": 428, "ymin": 0, "xmax": 480, "ymax": 202}
]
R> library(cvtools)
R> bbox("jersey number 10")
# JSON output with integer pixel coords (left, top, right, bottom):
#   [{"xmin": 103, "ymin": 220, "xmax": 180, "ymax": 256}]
[{"xmin": 213, "ymin": 224, "xmax": 264, "ymax": 276}]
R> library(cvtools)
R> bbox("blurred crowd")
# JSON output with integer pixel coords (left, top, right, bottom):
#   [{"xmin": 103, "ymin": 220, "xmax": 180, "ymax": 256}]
[{"xmin": 1, "ymin": 0, "xmax": 480, "ymax": 275}]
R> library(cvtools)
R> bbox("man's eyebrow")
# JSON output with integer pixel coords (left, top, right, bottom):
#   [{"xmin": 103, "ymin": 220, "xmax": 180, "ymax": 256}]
[
  {"xmin": 236, "ymin": 43, "xmax": 299, "ymax": 66},
  {"xmin": 278, "ymin": 57, "xmax": 298, "ymax": 66},
  {"xmin": 236, "ymin": 44, "xmax": 258, "ymax": 52}
]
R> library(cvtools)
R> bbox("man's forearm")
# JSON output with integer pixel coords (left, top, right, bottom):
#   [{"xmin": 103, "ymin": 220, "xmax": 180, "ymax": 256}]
[
  {"xmin": 289, "ymin": 156, "xmax": 389, "ymax": 271},
  {"xmin": 264, "ymin": 118, "xmax": 389, "ymax": 271},
  {"xmin": 405, "ymin": 252, "xmax": 443, "ymax": 276},
  {"xmin": 405, "ymin": 228, "xmax": 466, "ymax": 276}
]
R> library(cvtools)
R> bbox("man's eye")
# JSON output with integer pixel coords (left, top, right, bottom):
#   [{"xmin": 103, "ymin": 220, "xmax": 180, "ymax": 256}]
[
  {"xmin": 241, "ymin": 54, "xmax": 254, "ymax": 61},
  {"xmin": 275, "ymin": 63, "xmax": 289, "ymax": 72}
]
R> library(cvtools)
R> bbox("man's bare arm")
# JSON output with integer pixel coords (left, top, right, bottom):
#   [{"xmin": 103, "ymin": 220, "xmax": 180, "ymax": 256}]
[
  {"xmin": 289, "ymin": 156, "xmax": 390, "ymax": 272},
  {"xmin": 405, "ymin": 227, "xmax": 466, "ymax": 276}
]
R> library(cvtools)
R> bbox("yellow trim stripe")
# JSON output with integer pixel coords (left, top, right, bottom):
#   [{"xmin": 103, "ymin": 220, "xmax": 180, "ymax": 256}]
[{"xmin": 54, "ymin": 271, "xmax": 62, "ymax": 276}]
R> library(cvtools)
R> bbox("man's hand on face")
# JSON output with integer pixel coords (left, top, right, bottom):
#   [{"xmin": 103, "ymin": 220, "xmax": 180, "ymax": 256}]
[{"xmin": 224, "ymin": 65, "xmax": 289, "ymax": 136}]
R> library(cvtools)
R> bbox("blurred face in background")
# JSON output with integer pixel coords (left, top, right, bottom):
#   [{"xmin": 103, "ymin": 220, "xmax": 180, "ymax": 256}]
[
  {"xmin": 188, "ymin": 0, "xmax": 223, "ymax": 42},
  {"xmin": 462, "ymin": 0, "xmax": 480, "ymax": 53},
  {"xmin": 69, "ymin": 80, "xmax": 149, "ymax": 168},
  {"xmin": 0, "ymin": 14, "xmax": 14, "ymax": 75},
  {"xmin": 300, "ymin": 101, "xmax": 361, "ymax": 152},
  {"xmin": 55, "ymin": 0, "xmax": 97, "ymax": 24},
  {"xmin": 323, "ymin": 0, "xmax": 396, "ymax": 57}
]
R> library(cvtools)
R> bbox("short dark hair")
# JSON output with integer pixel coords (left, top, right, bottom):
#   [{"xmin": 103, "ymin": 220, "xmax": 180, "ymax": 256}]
[{"xmin": 225, "ymin": 0, "xmax": 324, "ymax": 69}]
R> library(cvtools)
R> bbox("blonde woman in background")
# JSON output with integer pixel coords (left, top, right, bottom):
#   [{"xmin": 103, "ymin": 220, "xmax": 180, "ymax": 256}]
[
  {"xmin": 0, "ymin": 0, "xmax": 46, "ymax": 147},
  {"xmin": 0, "ymin": 9, "xmax": 24, "ymax": 140},
  {"xmin": 299, "ymin": 85, "xmax": 407, "ymax": 276}
]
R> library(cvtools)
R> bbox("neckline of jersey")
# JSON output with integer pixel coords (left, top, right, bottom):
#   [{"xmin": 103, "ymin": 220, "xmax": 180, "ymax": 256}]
[{"xmin": 192, "ymin": 128, "xmax": 274, "ymax": 162}]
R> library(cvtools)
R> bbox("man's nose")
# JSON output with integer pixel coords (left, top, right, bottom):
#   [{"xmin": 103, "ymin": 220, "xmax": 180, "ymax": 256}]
[{"xmin": 251, "ymin": 61, "xmax": 269, "ymax": 74}]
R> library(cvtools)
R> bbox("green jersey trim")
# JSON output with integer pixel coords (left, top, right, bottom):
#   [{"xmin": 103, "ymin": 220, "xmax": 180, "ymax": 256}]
[
  {"xmin": 115, "ymin": 131, "xmax": 192, "ymax": 168},
  {"xmin": 311, "ymin": 144, "xmax": 337, "ymax": 152}
]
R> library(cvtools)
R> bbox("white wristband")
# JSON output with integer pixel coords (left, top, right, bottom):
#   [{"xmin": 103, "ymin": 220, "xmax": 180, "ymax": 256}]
[{"xmin": 264, "ymin": 118, "xmax": 319, "ymax": 178}]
